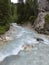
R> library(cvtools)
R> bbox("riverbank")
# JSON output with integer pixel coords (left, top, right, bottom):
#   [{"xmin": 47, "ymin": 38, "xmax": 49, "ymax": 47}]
[
  {"xmin": 0, "ymin": 23, "xmax": 17, "ymax": 41},
  {"xmin": 33, "ymin": 12, "xmax": 49, "ymax": 35},
  {"xmin": 0, "ymin": 23, "xmax": 49, "ymax": 63},
  {"xmin": 0, "ymin": 23, "xmax": 49, "ymax": 42}
]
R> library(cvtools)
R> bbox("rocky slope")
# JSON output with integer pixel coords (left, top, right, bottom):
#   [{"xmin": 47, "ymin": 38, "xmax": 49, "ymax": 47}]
[
  {"xmin": 33, "ymin": 0, "xmax": 49, "ymax": 35},
  {"xmin": 33, "ymin": 12, "xmax": 49, "ymax": 34}
]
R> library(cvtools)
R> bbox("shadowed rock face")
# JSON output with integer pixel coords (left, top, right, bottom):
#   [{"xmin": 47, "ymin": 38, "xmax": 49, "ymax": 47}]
[
  {"xmin": 33, "ymin": 12, "xmax": 45, "ymax": 29},
  {"xmin": 38, "ymin": 0, "xmax": 49, "ymax": 11},
  {"xmin": 33, "ymin": 12, "xmax": 49, "ymax": 35},
  {"xmin": 39, "ymin": 0, "xmax": 47, "ymax": 9}
]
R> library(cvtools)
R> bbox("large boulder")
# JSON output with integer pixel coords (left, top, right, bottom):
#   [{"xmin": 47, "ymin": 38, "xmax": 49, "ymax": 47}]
[
  {"xmin": 33, "ymin": 12, "xmax": 49, "ymax": 35},
  {"xmin": 33, "ymin": 12, "xmax": 46, "ymax": 30},
  {"xmin": 22, "ymin": 44, "xmax": 33, "ymax": 51},
  {"xmin": 38, "ymin": 0, "xmax": 49, "ymax": 11}
]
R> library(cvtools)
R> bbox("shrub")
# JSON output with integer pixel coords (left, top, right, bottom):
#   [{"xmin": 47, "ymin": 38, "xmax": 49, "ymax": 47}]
[
  {"xmin": 45, "ymin": 14, "xmax": 49, "ymax": 24},
  {"xmin": 29, "ymin": 16, "xmax": 36, "ymax": 24}
]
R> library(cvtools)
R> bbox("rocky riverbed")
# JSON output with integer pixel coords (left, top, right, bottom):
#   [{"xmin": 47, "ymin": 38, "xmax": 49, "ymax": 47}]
[{"xmin": 0, "ymin": 23, "xmax": 49, "ymax": 65}]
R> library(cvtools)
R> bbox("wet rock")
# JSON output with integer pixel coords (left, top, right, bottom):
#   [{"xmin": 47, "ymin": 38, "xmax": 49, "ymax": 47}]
[
  {"xmin": 36, "ymin": 38, "xmax": 44, "ymax": 41},
  {"xmin": 0, "ymin": 38, "xmax": 2, "ymax": 41},
  {"xmin": 5, "ymin": 36, "xmax": 13, "ymax": 41},
  {"xmin": 22, "ymin": 44, "xmax": 33, "ymax": 51},
  {"xmin": 1, "ymin": 36, "xmax": 13, "ymax": 42}
]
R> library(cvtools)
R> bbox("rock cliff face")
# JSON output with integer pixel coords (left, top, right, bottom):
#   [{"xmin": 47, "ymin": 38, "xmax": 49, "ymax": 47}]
[
  {"xmin": 38, "ymin": 0, "xmax": 49, "ymax": 11},
  {"xmin": 33, "ymin": 0, "xmax": 49, "ymax": 35},
  {"xmin": 33, "ymin": 12, "xmax": 45, "ymax": 29}
]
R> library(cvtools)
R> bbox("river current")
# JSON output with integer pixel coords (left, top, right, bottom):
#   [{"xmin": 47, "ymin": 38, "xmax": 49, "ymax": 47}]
[{"xmin": 0, "ymin": 23, "xmax": 49, "ymax": 65}]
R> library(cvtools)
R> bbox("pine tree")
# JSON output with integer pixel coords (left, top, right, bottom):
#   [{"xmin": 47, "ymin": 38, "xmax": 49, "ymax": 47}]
[
  {"xmin": 17, "ymin": 0, "xmax": 24, "ymax": 23},
  {"xmin": 0, "ymin": 0, "xmax": 11, "ymax": 34},
  {"xmin": 17, "ymin": 0, "xmax": 38, "ymax": 24}
]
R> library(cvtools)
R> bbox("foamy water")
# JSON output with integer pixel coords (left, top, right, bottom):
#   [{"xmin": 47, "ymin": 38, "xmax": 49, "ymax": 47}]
[{"xmin": 0, "ymin": 23, "xmax": 49, "ymax": 63}]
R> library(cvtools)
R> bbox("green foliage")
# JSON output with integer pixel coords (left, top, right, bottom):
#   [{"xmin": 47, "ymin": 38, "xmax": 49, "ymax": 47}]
[
  {"xmin": 45, "ymin": 14, "xmax": 49, "ymax": 24},
  {"xmin": 0, "ymin": 26, "xmax": 6, "ymax": 34},
  {"xmin": 29, "ymin": 16, "xmax": 36, "ymax": 24},
  {"xmin": 33, "ymin": 0, "xmax": 39, "ymax": 16},
  {"xmin": 11, "ymin": 3, "xmax": 17, "ymax": 22},
  {"xmin": 0, "ymin": 0, "xmax": 11, "ymax": 34},
  {"xmin": 0, "ymin": 23, "xmax": 10, "ymax": 34},
  {"xmin": 0, "ymin": 0, "xmax": 39, "ymax": 34},
  {"xmin": 17, "ymin": 0, "xmax": 38, "ymax": 24},
  {"xmin": 17, "ymin": 0, "xmax": 24, "ymax": 24}
]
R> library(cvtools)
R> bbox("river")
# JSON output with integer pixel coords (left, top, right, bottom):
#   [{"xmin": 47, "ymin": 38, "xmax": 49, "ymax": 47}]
[{"xmin": 0, "ymin": 23, "xmax": 49, "ymax": 65}]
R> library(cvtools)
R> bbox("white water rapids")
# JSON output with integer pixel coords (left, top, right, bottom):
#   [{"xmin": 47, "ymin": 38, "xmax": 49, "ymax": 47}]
[{"xmin": 0, "ymin": 23, "xmax": 49, "ymax": 65}]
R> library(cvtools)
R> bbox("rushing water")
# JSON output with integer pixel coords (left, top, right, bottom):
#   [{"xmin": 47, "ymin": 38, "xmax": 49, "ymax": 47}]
[{"xmin": 0, "ymin": 23, "xmax": 49, "ymax": 65}]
